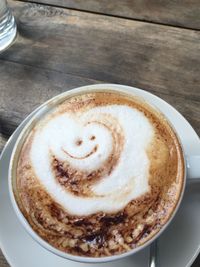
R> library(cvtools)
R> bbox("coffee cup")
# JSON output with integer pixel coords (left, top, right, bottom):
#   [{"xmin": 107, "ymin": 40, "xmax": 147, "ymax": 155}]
[{"xmin": 8, "ymin": 84, "xmax": 200, "ymax": 263}]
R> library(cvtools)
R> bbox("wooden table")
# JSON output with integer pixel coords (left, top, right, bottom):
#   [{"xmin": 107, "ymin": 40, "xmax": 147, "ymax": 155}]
[{"xmin": 0, "ymin": 0, "xmax": 199, "ymax": 266}]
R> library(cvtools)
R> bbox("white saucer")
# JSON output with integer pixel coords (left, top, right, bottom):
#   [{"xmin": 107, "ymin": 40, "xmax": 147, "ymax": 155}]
[{"xmin": 0, "ymin": 85, "xmax": 200, "ymax": 267}]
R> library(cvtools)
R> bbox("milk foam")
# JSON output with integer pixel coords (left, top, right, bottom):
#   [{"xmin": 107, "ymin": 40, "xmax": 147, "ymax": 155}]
[{"xmin": 30, "ymin": 105, "xmax": 154, "ymax": 215}]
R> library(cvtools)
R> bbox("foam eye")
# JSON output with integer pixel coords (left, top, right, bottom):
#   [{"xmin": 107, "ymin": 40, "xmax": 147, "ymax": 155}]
[
  {"xmin": 75, "ymin": 139, "xmax": 82, "ymax": 146},
  {"xmin": 90, "ymin": 136, "xmax": 96, "ymax": 141}
]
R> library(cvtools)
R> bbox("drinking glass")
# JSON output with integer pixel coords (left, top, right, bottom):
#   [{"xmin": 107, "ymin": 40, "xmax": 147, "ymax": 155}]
[{"xmin": 0, "ymin": 0, "xmax": 17, "ymax": 52}]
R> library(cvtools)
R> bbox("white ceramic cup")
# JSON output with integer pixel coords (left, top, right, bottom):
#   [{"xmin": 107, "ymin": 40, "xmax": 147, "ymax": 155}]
[{"xmin": 8, "ymin": 84, "xmax": 200, "ymax": 263}]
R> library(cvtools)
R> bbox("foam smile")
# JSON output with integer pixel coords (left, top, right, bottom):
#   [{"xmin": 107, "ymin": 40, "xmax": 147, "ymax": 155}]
[{"xmin": 62, "ymin": 145, "xmax": 98, "ymax": 159}]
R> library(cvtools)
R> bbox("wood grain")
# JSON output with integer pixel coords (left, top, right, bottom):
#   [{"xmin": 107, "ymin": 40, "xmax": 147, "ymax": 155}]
[
  {"xmin": 23, "ymin": 0, "xmax": 200, "ymax": 30},
  {"xmin": 0, "ymin": 250, "xmax": 8, "ymax": 267},
  {"xmin": 1, "ymin": 1, "xmax": 198, "ymax": 132}
]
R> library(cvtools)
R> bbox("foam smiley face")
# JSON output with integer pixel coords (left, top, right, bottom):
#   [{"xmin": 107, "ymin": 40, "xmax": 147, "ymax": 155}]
[{"xmin": 30, "ymin": 105, "xmax": 154, "ymax": 215}]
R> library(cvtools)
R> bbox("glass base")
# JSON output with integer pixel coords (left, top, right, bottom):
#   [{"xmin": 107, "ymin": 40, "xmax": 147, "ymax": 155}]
[{"xmin": 0, "ymin": 9, "xmax": 17, "ymax": 52}]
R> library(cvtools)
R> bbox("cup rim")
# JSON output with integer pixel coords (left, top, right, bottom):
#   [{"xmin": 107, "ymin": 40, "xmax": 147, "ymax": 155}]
[{"xmin": 8, "ymin": 83, "xmax": 186, "ymax": 263}]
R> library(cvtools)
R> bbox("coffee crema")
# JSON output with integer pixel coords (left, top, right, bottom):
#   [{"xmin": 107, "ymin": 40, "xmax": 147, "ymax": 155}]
[{"xmin": 14, "ymin": 91, "xmax": 184, "ymax": 257}]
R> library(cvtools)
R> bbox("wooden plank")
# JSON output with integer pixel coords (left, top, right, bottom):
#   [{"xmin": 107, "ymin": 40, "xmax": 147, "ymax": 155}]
[
  {"xmin": 0, "ymin": 250, "xmax": 9, "ymax": 267},
  {"xmin": 22, "ymin": 0, "xmax": 200, "ymax": 30},
  {"xmin": 3, "ymin": 1, "xmax": 200, "ymax": 99},
  {"xmin": 0, "ymin": 1, "xmax": 199, "ymax": 137}
]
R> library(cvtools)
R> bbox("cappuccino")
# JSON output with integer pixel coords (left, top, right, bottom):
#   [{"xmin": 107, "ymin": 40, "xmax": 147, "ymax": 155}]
[{"xmin": 14, "ymin": 91, "xmax": 184, "ymax": 257}]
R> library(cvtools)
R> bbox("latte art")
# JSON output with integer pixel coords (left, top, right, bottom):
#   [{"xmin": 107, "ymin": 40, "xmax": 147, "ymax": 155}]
[
  {"xmin": 31, "ymin": 105, "xmax": 153, "ymax": 215},
  {"xmin": 15, "ymin": 91, "xmax": 184, "ymax": 258}
]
